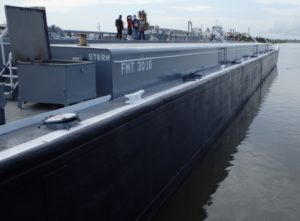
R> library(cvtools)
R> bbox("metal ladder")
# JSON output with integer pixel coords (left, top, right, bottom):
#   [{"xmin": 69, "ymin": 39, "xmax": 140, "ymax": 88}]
[
  {"xmin": 212, "ymin": 30, "xmax": 226, "ymax": 43},
  {"xmin": 0, "ymin": 27, "xmax": 18, "ymax": 98}
]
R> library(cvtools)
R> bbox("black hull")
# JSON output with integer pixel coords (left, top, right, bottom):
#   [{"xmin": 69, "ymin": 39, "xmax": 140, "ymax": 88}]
[{"xmin": 0, "ymin": 50, "xmax": 278, "ymax": 221}]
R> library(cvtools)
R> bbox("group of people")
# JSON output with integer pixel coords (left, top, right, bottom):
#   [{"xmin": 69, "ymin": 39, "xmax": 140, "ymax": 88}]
[{"xmin": 115, "ymin": 10, "xmax": 148, "ymax": 40}]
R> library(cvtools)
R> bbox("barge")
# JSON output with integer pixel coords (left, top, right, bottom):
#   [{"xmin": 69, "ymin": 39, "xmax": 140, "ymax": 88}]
[{"xmin": 0, "ymin": 6, "xmax": 279, "ymax": 221}]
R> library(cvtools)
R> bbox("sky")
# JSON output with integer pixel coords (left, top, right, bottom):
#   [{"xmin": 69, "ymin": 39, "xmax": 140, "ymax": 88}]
[{"xmin": 0, "ymin": 0, "xmax": 299, "ymax": 39}]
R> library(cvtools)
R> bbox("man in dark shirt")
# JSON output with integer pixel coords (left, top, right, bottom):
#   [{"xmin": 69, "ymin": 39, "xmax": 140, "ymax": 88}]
[{"xmin": 115, "ymin": 15, "xmax": 124, "ymax": 40}]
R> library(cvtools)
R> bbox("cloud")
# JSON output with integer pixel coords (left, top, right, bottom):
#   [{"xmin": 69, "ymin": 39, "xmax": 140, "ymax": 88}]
[
  {"xmin": 255, "ymin": 1, "xmax": 300, "ymax": 39},
  {"xmin": 261, "ymin": 3, "xmax": 300, "ymax": 25},
  {"xmin": 21, "ymin": 0, "xmax": 158, "ymax": 12},
  {"xmin": 171, "ymin": 5, "xmax": 219, "ymax": 12},
  {"xmin": 22, "ymin": 0, "xmax": 98, "ymax": 12},
  {"xmin": 268, "ymin": 22, "xmax": 300, "ymax": 39},
  {"xmin": 257, "ymin": 0, "xmax": 300, "ymax": 6},
  {"xmin": 257, "ymin": 0, "xmax": 300, "ymax": 23}
]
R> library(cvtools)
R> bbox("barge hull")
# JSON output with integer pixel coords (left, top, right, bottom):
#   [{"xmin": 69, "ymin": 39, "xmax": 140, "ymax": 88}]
[{"xmin": 0, "ymin": 50, "xmax": 278, "ymax": 220}]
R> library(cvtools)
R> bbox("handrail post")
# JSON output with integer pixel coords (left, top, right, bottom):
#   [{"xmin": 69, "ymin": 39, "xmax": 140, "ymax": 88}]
[{"xmin": 8, "ymin": 52, "xmax": 13, "ymax": 88}]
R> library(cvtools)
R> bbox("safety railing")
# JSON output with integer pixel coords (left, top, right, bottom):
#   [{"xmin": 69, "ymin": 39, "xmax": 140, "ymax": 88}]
[
  {"xmin": 0, "ymin": 28, "xmax": 18, "ymax": 96},
  {"xmin": 0, "ymin": 27, "xmax": 8, "ymax": 69}
]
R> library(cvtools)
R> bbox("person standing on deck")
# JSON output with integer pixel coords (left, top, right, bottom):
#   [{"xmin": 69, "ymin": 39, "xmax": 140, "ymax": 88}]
[
  {"xmin": 132, "ymin": 15, "xmax": 139, "ymax": 40},
  {"xmin": 115, "ymin": 15, "xmax": 124, "ymax": 40},
  {"xmin": 127, "ymin": 15, "xmax": 133, "ymax": 40},
  {"xmin": 138, "ymin": 10, "xmax": 147, "ymax": 40}
]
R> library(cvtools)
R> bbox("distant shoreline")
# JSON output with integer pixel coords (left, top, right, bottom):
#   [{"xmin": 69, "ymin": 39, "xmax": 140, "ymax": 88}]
[{"xmin": 269, "ymin": 39, "xmax": 300, "ymax": 44}]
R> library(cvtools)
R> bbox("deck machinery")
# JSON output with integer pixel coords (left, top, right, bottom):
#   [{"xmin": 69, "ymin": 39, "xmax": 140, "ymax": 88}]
[{"xmin": 5, "ymin": 6, "xmax": 96, "ymax": 107}]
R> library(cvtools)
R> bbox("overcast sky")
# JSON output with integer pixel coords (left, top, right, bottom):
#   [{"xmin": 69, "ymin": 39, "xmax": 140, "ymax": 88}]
[{"xmin": 1, "ymin": 0, "xmax": 299, "ymax": 39}]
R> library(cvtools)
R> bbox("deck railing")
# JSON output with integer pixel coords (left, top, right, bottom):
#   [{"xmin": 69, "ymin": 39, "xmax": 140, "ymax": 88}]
[{"xmin": 0, "ymin": 27, "xmax": 8, "ymax": 68}]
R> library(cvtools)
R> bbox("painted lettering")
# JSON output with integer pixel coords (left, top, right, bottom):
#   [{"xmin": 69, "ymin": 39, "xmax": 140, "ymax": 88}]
[
  {"xmin": 88, "ymin": 53, "xmax": 111, "ymax": 62},
  {"xmin": 121, "ymin": 59, "xmax": 153, "ymax": 75},
  {"xmin": 121, "ymin": 61, "xmax": 135, "ymax": 75},
  {"xmin": 137, "ymin": 59, "xmax": 152, "ymax": 72}
]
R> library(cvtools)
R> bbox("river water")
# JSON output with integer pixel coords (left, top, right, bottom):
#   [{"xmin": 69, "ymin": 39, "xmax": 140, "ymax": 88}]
[{"xmin": 152, "ymin": 44, "xmax": 300, "ymax": 221}]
